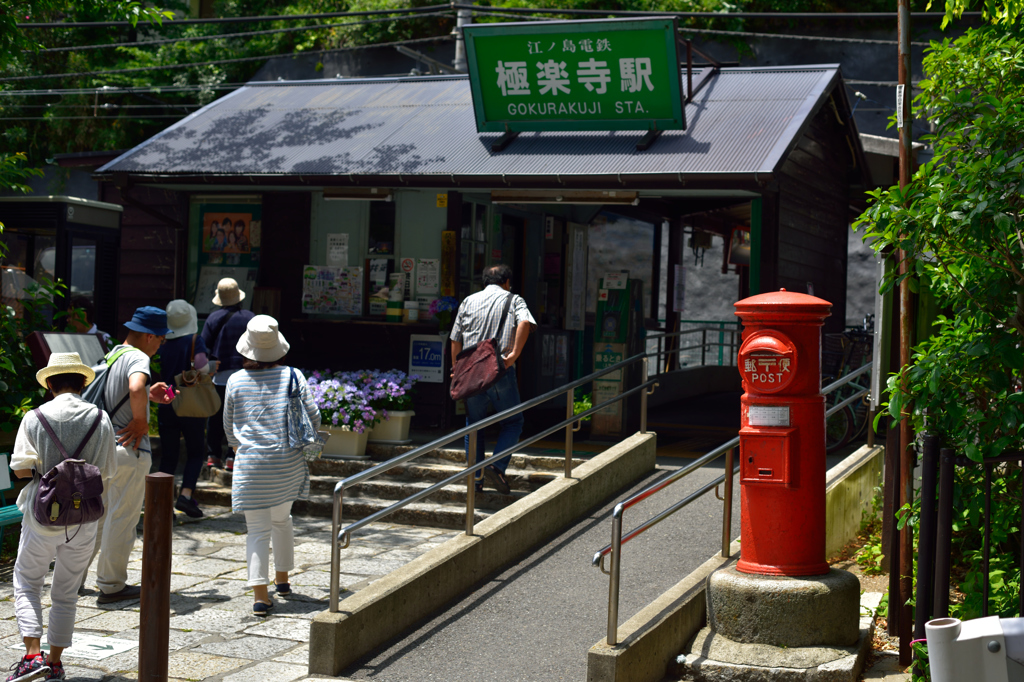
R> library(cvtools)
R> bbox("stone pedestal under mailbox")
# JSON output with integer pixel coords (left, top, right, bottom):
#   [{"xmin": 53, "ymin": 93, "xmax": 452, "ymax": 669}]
[{"xmin": 677, "ymin": 567, "xmax": 867, "ymax": 681}]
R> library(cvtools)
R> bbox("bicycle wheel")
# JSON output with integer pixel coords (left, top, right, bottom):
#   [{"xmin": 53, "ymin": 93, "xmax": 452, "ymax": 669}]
[
  {"xmin": 849, "ymin": 396, "xmax": 870, "ymax": 441},
  {"xmin": 826, "ymin": 405, "xmax": 855, "ymax": 452}
]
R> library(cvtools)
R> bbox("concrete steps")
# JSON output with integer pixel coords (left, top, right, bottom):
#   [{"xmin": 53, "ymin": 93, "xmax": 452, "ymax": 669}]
[{"xmin": 193, "ymin": 442, "xmax": 584, "ymax": 530}]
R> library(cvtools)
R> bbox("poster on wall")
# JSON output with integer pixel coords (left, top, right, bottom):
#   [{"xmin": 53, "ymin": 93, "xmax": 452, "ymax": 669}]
[
  {"xmin": 191, "ymin": 200, "xmax": 262, "ymax": 308},
  {"xmin": 327, "ymin": 233, "xmax": 348, "ymax": 267},
  {"xmin": 195, "ymin": 266, "xmax": 257, "ymax": 315},
  {"xmin": 301, "ymin": 265, "xmax": 363, "ymax": 315},
  {"xmin": 416, "ymin": 259, "xmax": 439, "ymax": 296}
]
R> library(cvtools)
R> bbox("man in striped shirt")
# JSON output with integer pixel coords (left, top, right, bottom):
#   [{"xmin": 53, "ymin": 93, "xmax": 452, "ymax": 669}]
[{"xmin": 450, "ymin": 264, "xmax": 536, "ymax": 495}]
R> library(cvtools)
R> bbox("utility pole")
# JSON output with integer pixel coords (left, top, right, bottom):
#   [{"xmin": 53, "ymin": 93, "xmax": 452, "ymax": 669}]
[
  {"xmin": 452, "ymin": 5, "xmax": 471, "ymax": 73},
  {"xmin": 896, "ymin": 0, "xmax": 914, "ymax": 667}
]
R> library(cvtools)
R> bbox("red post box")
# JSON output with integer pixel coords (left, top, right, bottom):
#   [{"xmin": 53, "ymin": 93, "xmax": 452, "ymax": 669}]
[{"xmin": 733, "ymin": 289, "xmax": 831, "ymax": 576}]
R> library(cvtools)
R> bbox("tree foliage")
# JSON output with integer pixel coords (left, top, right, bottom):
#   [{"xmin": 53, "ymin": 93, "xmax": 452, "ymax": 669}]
[
  {"xmin": 855, "ymin": 22, "xmax": 1024, "ymax": 621},
  {"xmin": 856, "ymin": 24, "xmax": 1024, "ymax": 459}
]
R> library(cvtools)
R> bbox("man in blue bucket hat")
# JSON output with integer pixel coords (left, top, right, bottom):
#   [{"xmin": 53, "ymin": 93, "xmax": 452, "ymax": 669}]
[{"xmin": 86, "ymin": 306, "xmax": 175, "ymax": 603}]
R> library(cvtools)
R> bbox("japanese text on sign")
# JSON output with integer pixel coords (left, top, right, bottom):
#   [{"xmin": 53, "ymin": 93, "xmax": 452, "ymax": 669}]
[
  {"xmin": 742, "ymin": 353, "xmax": 793, "ymax": 387},
  {"xmin": 464, "ymin": 18, "xmax": 685, "ymax": 133}
]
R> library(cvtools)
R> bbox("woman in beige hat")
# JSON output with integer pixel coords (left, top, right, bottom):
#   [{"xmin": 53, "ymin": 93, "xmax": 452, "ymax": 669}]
[
  {"xmin": 201, "ymin": 278, "xmax": 255, "ymax": 471},
  {"xmin": 156, "ymin": 300, "xmax": 209, "ymax": 518},
  {"xmin": 222, "ymin": 316, "xmax": 320, "ymax": 616},
  {"xmin": 8, "ymin": 353, "xmax": 117, "ymax": 682}
]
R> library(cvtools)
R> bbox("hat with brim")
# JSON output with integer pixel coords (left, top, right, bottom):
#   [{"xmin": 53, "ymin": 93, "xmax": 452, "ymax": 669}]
[
  {"xmin": 165, "ymin": 299, "xmax": 198, "ymax": 340},
  {"xmin": 236, "ymin": 315, "xmax": 290, "ymax": 362},
  {"xmin": 213, "ymin": 278, "xmax": 245, "ymax": 307},
  {"xmin": 124, "ymin": 306, "xmax": 171, "ymax": 336},
  {"xmin": 36, "ymin": 352, "xmax": 95, "ymax": 389}
]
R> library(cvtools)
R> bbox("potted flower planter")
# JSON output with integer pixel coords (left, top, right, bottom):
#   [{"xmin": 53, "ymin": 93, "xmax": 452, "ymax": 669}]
[
  {"xmin": 368, "ymin": 410, "xmax": 415, "ymax": 443},
  {"xmin": 322, "ymin": 427, "xmax": 370, "ymax": 459}
]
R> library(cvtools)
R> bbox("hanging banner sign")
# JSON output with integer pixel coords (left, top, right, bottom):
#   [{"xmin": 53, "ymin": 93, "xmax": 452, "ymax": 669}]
[{"xmin": 464, "ymin": 18, "xmax": 685, "ymax": 133}]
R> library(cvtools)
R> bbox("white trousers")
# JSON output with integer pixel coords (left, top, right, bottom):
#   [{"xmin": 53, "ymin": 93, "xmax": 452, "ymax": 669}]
[
  {"xmin": 88, "ymin": 445, "xmax": 150, "ymax": 594},
  {"xmin": 14, "ymin": 521, "xmax": 97, "ymax": 647},
  {"xmin": 243, "ymin": 501, "xmax": 294, "ymax": 587}
]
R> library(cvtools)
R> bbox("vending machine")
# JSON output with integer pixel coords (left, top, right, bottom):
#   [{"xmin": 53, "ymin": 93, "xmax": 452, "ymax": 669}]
[{"xmin": 592, "ymin": 273, "xmax": 644, "ymax": 439}]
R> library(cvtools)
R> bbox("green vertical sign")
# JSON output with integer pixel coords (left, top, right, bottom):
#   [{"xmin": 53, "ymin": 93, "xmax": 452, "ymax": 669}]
[{"xmin": 464, "ymin": 18, "xmax": 685, "ymax": 133}]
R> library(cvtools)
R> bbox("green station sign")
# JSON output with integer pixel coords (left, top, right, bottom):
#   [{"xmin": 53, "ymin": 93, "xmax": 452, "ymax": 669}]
[{"xmin": 463, "ymin": 18, "xmax": 685, "ymax": 133}]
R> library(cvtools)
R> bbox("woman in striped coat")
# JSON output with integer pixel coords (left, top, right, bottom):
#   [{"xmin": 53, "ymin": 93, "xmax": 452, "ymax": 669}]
[{"xmin": 223, "ymin": 315, "xmax": 320, "ymax": 616}]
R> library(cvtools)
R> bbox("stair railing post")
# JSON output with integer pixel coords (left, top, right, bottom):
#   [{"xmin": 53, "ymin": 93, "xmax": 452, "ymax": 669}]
[
  {"xmin": 607, "ymin": 508, "xmax": 624, "ymax": 646},
  {"xmin": 466, "ymin": 429, "xmax": 478, "ymax": 535},
  {"xmin": 640, "ymin": 357, "xmax": 649, "ymax": 434},
  {"xmin": 330, "ymin": 482, "xmax": 343, "ymax": 613},
  {"xmin": 565, "ymin": 386, "xmax": 574, "ymax": 478},
  {"xmin": 722, "ymin": 447, "xmax": 734, "ymax": 557}
]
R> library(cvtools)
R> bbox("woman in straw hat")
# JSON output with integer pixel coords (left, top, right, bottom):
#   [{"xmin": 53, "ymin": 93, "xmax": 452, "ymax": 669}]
[
  {"xmin": 156, "ymin": 300, "xmax": 210, "ymax": 518},
  {"xmin": 223, "ymin": 316, "xmax": 320, "ymax": 616},
  {"xmin": 7, "ymin": 354, "xmax": 117, "ymax": 682}
]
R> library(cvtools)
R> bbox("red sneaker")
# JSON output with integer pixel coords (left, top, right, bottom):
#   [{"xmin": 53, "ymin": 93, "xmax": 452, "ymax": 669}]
[{"xmin": 225, "ymin": 457, "xmax": 234, "ymax": 472}]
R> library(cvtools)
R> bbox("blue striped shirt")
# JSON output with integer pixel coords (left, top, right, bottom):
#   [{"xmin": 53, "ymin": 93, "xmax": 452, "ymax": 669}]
[{"xmin": 223, "ymin": 366, "xmax": 321, "ymax": 512}]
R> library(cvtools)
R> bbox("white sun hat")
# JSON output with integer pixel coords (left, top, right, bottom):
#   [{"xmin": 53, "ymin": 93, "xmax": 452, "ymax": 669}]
[
  {"xmin": 236, "ymin": 315, "xmax": 290, "ymax": 363},
  {"xmin": 165, "ymin": 299, "xmax": 198, "ymax": 340},
  {"xmin": 213, "ymin": 278, "xmax": 245, "ymax": 307},
  {"xmin": 36, "ymin": 352, "xmax": 96, "ymax": 389}
]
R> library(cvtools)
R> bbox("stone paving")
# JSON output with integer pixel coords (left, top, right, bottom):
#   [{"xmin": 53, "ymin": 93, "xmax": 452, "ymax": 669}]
[{"xmin": 0, "ymin": 505, "xmax": 458, "ymax": 682}]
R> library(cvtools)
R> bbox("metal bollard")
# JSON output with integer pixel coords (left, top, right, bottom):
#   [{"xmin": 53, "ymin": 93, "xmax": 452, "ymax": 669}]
[{"xmin": 138, "ymin": 472, "xmax": 174, "ymax": 682}]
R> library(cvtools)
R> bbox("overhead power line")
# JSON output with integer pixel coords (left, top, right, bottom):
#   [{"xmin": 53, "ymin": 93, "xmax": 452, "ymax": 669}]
[
  {"xmin": 5, "ymin": 115, "xmax": 187, "ymax": 121},
  {"xmin": 36, "ymin": 12, "xmax": 452, "ymax": 53},
  {"xmin": 17, "ymin": 5, "xmax": 451, "ymax": 29},
  {"xmin": 0, "ymin": 83, "xmax": 250, "ymax": 97},
  {"xmin": 678, "ymin": 25, "xmax": 931, "ymax": 46},
  {"xmin": 0, "ymin": 35, "xmax": 454, "ymax": 83},
  {"xmin": 449, "ymin": 4, "xmax": 983, "ymax": 20}
]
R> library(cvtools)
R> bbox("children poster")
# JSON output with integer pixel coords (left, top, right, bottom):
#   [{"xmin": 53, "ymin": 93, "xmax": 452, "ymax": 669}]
[
  {"xmin": 302, "ymin": 265, "xmax": 363, "ymax": 315},
  {"xmin": 203, "ymin": 213, "xmax": 254, "ymax": 254}
]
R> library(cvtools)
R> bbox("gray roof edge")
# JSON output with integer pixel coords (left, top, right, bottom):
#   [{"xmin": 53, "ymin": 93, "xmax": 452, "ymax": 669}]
[
  {"xmin": 222, "ymin": 62, "xmax": 843, "ymax": 90},
  {"xmin": 96, "ymin": 87, "xmax": 250, "ymax": 174},
  {"xmin": 758, "ymin": 67, "xmax": 841, "ymax": 175}
]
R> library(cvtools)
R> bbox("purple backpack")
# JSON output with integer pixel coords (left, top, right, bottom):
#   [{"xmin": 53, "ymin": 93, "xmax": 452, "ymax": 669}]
[{"xmin": 32, "ymin": 408, "xmax": 105, "ymax": 541}]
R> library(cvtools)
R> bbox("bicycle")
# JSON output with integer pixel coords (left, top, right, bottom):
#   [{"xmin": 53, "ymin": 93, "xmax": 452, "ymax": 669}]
[{"xmin": 822, "ymin": 324, "xmax": 873, "ymax": 453}]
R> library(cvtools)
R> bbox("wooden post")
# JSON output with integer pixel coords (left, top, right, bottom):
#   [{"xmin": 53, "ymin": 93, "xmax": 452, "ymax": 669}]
[{"xmin": 138, "ymin": 472, "xmax": 174, "ymax": 682}]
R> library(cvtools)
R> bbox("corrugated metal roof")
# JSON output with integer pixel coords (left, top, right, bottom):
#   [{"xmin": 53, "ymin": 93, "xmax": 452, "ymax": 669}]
[{"xmin": 99, "ymin": 65, "xmax": 841, "ymax": 180}]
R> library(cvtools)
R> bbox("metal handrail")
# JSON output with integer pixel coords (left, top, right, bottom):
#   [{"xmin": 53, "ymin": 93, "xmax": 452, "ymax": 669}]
[
  {"xmin": 329, "ymin": 351, "xmax": 660, "ymax": 612},
  {"xmin": 646, "ymin": 325, "xmax": 742, "ymax": 372},
  {"xmin": 591, "ymin": 360, "xmax": 874, "ymax": 646}
]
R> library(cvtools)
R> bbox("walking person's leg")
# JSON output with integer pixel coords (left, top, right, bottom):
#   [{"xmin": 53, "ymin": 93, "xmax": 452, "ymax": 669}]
[
  {"xmin": 174, "ymin": 416, "xmax": 206, "ymax": 518},
  {"xmin": 268, "ymin": 501, "xmax": 294, "ymax": 595},
  {"xmin": 489, "ymin": 367, "xmax": 524, "ymax": 474},
  {"xmin": 94, "ymin": 447, "xmax": 150, "ymax": 602},
  {"xmin": 206, "ymin": 385, "xmax": 227, "ymax": 467},
  {"xmin": 243, "ymin": 506, "xmax": 275, "ymax": 614},
  {"xmin": 10, "ymin": 526, "xmax": 54, "ymax": 682},
  {"xmin": 156, "ymin": 404, "xmax": 181, "ymax": 478},
  {"xmin": 464, "ymin": 393, "xmax": 491, "ymax": 489},
  {"xmin": 45, "ymin": 521, "xmax": 98, "ymax": 677}
]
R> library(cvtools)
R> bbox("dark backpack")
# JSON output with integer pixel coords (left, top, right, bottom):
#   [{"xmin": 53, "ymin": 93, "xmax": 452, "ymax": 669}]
[
  {"xmin": 32, "ymin": 408, "xmax": 105, "ymax": 541},
  {"xmin": 81, "ymin": 347, "xmax": 141, "ymax": 415}
]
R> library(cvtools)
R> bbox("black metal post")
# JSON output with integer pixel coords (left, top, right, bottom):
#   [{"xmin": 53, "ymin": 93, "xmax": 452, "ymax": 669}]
[
  {"xmin": 914, "ymin": 434, "xmax": 939, "ymax": 639},
  {"xmin": 886, "ymin": 423, "xmax": 901, "ymax": 637},
  {"xmin": 933, "ymin": 447, "xmax": 955, "ymax": 618},
  {"xmin": 983, "ymin": 463, "xmax": 992, "ymax": 617}
]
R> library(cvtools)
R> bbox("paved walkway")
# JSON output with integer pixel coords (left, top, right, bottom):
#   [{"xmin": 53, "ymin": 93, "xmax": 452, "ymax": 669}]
[{"xmin": 0, "ymin": 506, "xmax": 456, "ymax": 682}]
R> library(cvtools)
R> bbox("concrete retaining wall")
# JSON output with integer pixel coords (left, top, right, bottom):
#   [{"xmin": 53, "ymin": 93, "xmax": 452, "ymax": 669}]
[
  {"xmin": 586, "ymin": 444, "xmax": 885, "ymax": 682},
  {"xmin": 825, "ymin": 445, "xmax": 884, "ymax": 558},
  {"xmin": 309, "ymin": 432, "xmax": 658, "ymax": 676}
]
